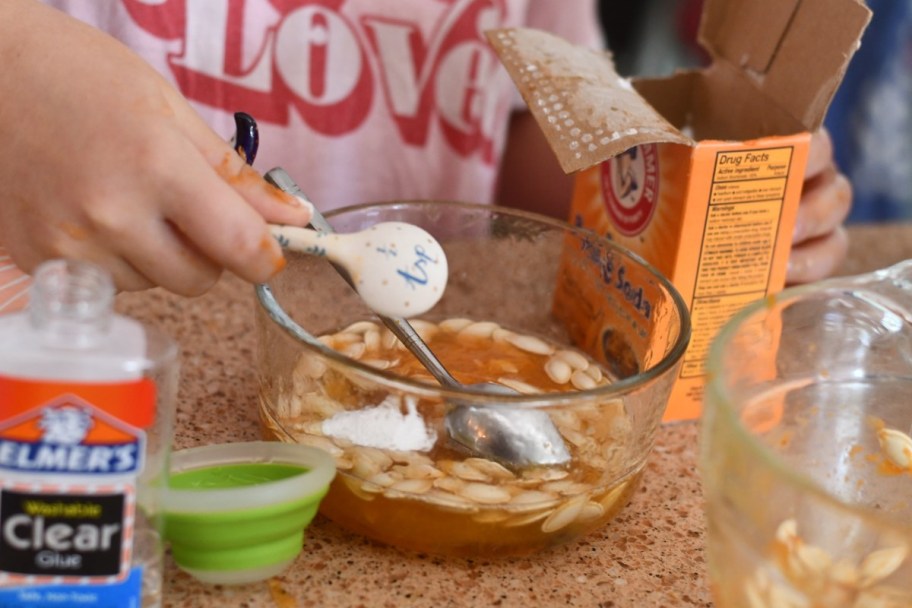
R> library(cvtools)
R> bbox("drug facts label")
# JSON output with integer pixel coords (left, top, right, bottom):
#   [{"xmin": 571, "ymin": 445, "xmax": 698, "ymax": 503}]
[{"xmin": 682, "ymin": 146, "xmax": 795, "ymax": 379}]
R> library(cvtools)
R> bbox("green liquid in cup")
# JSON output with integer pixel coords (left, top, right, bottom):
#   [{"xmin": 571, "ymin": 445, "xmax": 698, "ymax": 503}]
[{"xmin": 170, "ymin": 463, "xmax": 309, "ymax": 490}]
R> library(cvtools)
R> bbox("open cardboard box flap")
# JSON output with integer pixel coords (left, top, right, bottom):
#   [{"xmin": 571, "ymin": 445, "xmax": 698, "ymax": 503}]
[
  {"xmin": 699, "ymin": 0, "xmax": 872, "ymax": 131},
  {"xmin": 486, "ymin": 0, "xmax": 870, "ymax": 174}
]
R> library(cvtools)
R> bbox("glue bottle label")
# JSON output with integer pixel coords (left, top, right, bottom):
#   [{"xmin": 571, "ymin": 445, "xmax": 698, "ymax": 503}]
[{"xmin": 0, "ymin": 375, "xmax": 155, "ymax": 604}]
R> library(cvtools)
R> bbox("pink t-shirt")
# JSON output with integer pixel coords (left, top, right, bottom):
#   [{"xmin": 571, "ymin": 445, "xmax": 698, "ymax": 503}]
[
  {"xmin": 45, "ymin": 0, "xmax": 602, "ymax": 209},
  {"xmin": 1, "ymin": 0, "xmax": 602, "ymax": 312}
]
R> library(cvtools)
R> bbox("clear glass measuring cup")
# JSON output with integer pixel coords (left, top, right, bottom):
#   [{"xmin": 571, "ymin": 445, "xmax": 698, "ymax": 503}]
[{"xmin": 702, "ymin": 260, "xmax": 912, "ymax": 607}]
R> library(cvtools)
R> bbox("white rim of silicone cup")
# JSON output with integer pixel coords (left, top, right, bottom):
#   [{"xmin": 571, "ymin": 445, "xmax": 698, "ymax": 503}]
[
  {"xmin": 182, "ymin": 560, "xmax": 296, "ymax": 586},
  {"xmin": 164, "ymin": 441, "xmax": 336, "ymax": 513}
]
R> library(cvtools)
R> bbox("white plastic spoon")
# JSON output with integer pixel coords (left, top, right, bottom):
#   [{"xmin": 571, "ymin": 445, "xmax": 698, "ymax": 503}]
[{"xmin": 270, "ymin": 222, "xmax": 448, "ymax": 318}]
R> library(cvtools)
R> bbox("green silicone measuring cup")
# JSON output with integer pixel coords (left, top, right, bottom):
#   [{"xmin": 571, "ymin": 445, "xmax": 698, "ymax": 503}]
[{"xmin": 163, "ymin": 441, "xmax": 335, "ymax": 584}]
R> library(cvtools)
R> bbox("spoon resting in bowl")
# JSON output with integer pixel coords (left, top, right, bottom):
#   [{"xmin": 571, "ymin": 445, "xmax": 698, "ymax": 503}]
[{"xmin": 270, "ymin": 222, "xmax": 447, "ymax": 319}]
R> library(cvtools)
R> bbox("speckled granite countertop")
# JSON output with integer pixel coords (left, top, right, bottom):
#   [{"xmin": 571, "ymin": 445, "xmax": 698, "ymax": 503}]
[{"xmin": 113, "ymin": 224, "xmax": 912, "ymax": 608}]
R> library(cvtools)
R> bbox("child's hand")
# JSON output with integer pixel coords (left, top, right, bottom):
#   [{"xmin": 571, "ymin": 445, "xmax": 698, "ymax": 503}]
[
  {"xmin": 0, "ymin": 1, "xmax": 312, "ymax": 296},
  {"xmin": 786, "ymin": 129, "xmax": 853, "ymax": 285}
]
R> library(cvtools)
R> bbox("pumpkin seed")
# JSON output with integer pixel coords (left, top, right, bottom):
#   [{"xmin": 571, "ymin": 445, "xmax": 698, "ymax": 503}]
[
  {"xmin": 343, "ymin": 321, "xmax": 379, "ymax": 334},
  {"xmin": 333, "ymin": 332, "xmax": 363, "ymax": 346},
  {"xmin": 433, "ymin": 476, "xmax": 467, "ymax": 494},
  {"xmin": 408, "ymin": 319, "xmax": 440, "ymax": 342},
  {"xmin": 522, "ymin": 467, "xmax": 569, "ymax": 483},
  {"xmin": 439, "ymin": 318, "xmax": 473, "ymax": 332},
  {"xmin": 339, "ymin": 341, "xmax": 366, "ymax": 359},
  {"xmin": 509, "ymin": 490, "xmax": 559, "ymax": 509},
  {"xmin": 439, "ymin": 460, "xmax": 492, "ymax": 482},
  {"xmin": 540, "ymin": 494, "xmax": 588, "ymax": 533},
  {"xmin": 540, "ymin": 480, "xmax": 591, "ymax": 496},
  {"xmin": 793, "ymin": 542, "xmax": 832, "ymax": 577},
  {"xmin": 554, "ymin": 349, "xmax": 590, "ymax": 370},
  {"xmin": 386, "ymin": 478, "xmax": 434, "ymax": 496},
  {"xmin": 877, "ymin": 428, "xmax": 912, "ymax": 469},
  {"xmin": 491, "ymin": 328, "xmax": 514, "ymax": 343},
  {"xmin": 363, "ymin": 329, "xmax": 381, "ymax": 351},
  {"xmin": 424, "ymin": 489, "xmax": 477, "ymax": 512},
  {"xmin": 506, "ymin": 333, "xmax": 554, "ymax": 356},
  {"xmin": 292, "ymin": 434, "xmax": 344, "ymax": 457},
  {"xmin": 381, "ymin": 329, "xmax": 399, "ymax": 350},
  {"xmin": 341, "ymin": 474, "xmax": 377, "ymax": 501},
  {"xmin": 295, "ymin": 355, "xmax": 327, "ymax": 379},
  {"xmin": 458, "ymin": 321, "xmax": 501, "ymax": 339},
  {"xmin": 544, "ymin": 357, "xmax": 573, "ymax": 384},
  {"xmin": 504, "ymin": 508, "xmax": 553, "ymax": 528},
  {"xmin": 393, "ymin": 463, "xmax": 444, "ymax": 480},
  {"xmin": 458, "ymin": 482, "xmax": 512, "ymax": 504},
  {"xmin": 859, "ymin": 546, "xmax": 907, "ymax": 587},
  {"xmin": 388, "ymin": 450, "xmax": 435, "ymax": 466},
  {"xmin": 599, "ymin": 481, "xmax": 628, "ymax": 510},
  {"xmin": 363, "ymin": 472, "xmax": 398, "ymax": 489},
  {"xmin": 464, "ymin": 458, "xmax": 515, "ymax": 480},
  {"xmin": 362, "ymin": 358, "xmax": 392, "ymax": 370},
  {"xmin": 584, "ymin": 365, "xmax": 604, "ymax": 383},
  {"xmin": 570, "ymin": 370, "xmax": 597, "ymax": 390},
  {"xmin": 575, "ymin": 501, "xmax": 606, "ymax": 524}
]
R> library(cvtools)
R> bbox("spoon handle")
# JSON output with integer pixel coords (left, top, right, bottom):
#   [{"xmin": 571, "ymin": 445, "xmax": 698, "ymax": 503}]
[
  {"xmin": 263, "ymin": 169, "xmax": 460, "ymax": 388},
  {"xmin": 269, "ymin": 225, "xmax": 340, "ymax": 258},
  {"xmin": 380, "ymin": 317, "xmax": 461, "ymax": 387}
]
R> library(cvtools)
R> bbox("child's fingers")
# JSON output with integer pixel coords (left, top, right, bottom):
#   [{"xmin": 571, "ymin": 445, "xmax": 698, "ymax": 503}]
[
  {"xmin": 805, "ymin": 128, "xmax": 835, "ymax": 179},
  {"xmin": 113, "ymin": 218, "xmax": 223, "ymax": 296},
  {"xmin": 793, "ymin": 168, "xmax": 852, "ymax": 245},
  {"xmin": 157, "ymin": 150, "xmax": 288, "ymax": 285},
  {"xmin": 787, "ymin": 226, "xmax": 849, "ymax": 285},
  {"xmin": 171, "ymin": 100, "xmax": 314, "ymax": 227}
]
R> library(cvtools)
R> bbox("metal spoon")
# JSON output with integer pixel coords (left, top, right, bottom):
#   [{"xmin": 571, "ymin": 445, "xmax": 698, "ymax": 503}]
[
  {"xmin": 270, "ymin": 222, "xmax": 447, "ymax": 319},
  {"xmin": 232, "ymin": 112, "xmax": 570, "ymax": 469}
]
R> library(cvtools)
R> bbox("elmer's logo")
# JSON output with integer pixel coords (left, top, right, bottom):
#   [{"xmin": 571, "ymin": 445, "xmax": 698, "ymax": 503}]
[
  {"xmin": 0, "ymin": 396, "xmax": 145, "ymax": 476},
  {"xmin": 601, "ymin": 144, "xmax": 659, "ymax": 236}
]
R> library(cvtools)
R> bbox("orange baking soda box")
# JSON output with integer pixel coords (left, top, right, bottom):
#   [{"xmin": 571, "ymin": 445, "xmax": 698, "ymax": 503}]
[
  {"xmin": 488, "ymin": 0, "xmax": 870, "ymax": 421},
  {"xmin": 0, "ymin": 259, "xmax": 178, "ymax": 607}
]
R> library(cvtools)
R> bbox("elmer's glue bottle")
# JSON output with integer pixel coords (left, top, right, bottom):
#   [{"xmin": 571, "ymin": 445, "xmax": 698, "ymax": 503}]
[{"xmin": 0, "ymin": 259, "xmax": 179, "ymax": 607}]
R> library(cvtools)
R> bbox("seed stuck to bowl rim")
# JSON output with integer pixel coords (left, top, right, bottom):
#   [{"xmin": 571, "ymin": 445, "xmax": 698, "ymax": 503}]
[{"xmin": 877, "ymin": 427, "xmax": 912, "ymax": 470}]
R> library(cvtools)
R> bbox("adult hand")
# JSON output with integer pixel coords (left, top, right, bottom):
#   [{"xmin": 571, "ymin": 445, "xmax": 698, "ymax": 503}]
[
  {"xmin": 786, "ymin": 128, "xmax": 852, "ymax": 285},
  {"xmin": 0, "ymin": 0, "xmax": 312, "ymax": 296}
]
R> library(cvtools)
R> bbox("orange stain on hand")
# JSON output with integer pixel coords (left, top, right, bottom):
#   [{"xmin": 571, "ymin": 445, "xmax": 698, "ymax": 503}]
[
  {"xmin": 267, "ymin": 182, "xmax": 301, "ymax": 207},
  {"xmin": 59, "ymin": 222, "xmax": 89, "ymax": 240},
  {"xmin": 262, "ymin": 234, "xmax": 286, "ymax": 275},
  {"xmin": 216, "ymin": 151, "xmax": 300, "ymax": 207},
  {"xmin": 215, "ymin": 152, "xmax": 262, "ymax": 188}
]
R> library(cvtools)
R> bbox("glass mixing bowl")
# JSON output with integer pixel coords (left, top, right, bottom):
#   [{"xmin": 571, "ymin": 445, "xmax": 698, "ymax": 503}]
[
  {"xmin": 255, "ymin": 201, "xmax": 689, "ymax": 557},
  {"xmin": 702, "ymin": 260, "xmax": 912, "ymax": 607}
]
